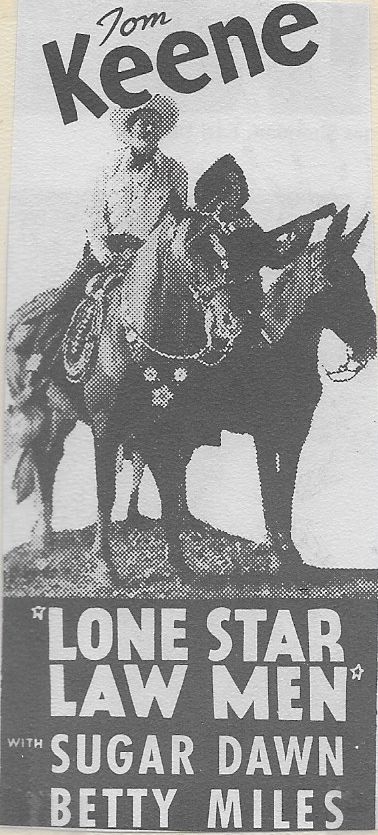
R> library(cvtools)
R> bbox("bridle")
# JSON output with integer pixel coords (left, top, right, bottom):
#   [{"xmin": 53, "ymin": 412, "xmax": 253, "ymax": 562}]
[
  {"xmin": 324, "ymin": 347, "xmax": 368, "ymax": 382},
  {"xmin": 122, "ymin": 272, "xmax": 240, "ymax": 368},
  {"xmin": 120, "ymin": 209, "xmax": 244, "ymax": 367}
]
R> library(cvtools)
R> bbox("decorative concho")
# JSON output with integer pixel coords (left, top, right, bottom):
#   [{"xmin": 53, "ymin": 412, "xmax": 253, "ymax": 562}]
[
  {"xmin": 151, "ymin": 385, "xmax": 174, "ymax": 409},
  {"xmin": 143, "ymin": 364, "xmax": 189, "ymax": 410},
  {"xmin": 144, "ymin": 366, "xmax": 158, "ymax": 382},
  {"xmin": 174, "ymin": 366, "xmax": 187, "ymax": 382}
]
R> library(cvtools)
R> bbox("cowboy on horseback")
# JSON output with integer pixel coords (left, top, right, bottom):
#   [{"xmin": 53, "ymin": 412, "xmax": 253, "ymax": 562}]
[
  {"xmin": 6, "ymin": 94, "xmax": 188, "ymax": 517},
  {"xmin": 8, "ymin": 95, "xmax": 187, "ymax": 384}
]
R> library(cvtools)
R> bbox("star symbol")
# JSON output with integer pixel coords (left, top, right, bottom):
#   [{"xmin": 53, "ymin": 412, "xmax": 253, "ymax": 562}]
[
  {"xmin": 350, "ymin": 663, "xmax": 364, "ymax": 681},
  {"xmin": 31, "ymin": 605, "xmax": 46, "ymax": 621},
  {"xmin": 144, "ymin": 366, "xmax": 158, "ymax": 382}
]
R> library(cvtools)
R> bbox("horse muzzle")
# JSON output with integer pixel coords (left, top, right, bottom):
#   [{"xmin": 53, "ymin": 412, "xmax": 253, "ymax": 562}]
[{"xmin": 326, "ymin": 336, "xmax": 376, "ymax": 382}]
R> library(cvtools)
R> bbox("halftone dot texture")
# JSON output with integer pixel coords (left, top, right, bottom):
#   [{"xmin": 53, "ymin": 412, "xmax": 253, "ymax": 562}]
[
  {"xmin": 4, "ymin": 122, "xmax": 376, "ymax": 600},
  {"xmin": 3, "ymin": 521, "xmax": 377, "ymax": 599},
  {"xmin": 109, "ymin": 95, "xmax": 180, "ymax": 143}
]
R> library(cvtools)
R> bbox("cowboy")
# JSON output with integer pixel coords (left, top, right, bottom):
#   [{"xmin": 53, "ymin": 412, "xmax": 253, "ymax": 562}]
[
  {"xmin": 6, "ymin": 95, "xmax": 188, "ymax": 484},
  {"xmin": 61, "ymin": 93, "xmax": 188, "ymax": 381},
  {"xmin": 8, "ymin": 94, "xmax": 188, "ymax": 387},
  {"xmin": 85, "ymin": 93, "xmax": 188, "ymax": 271}
]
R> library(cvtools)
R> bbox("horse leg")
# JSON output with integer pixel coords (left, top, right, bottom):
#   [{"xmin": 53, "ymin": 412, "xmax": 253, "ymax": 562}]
[
  {"xmin": 164, "ymin": 444, "xmax": 194, "ymax": 530},
  {"xmin": 127, "ymin": 445, "xmax": 191, "ymax": 530},
  {"xmin": 31, "ymin": 465, "xmax": 53, "ymax": 552},
  {"xmin": 126, "ymin": 450, "xmax": 146, "ymax": 527},
  {"xmin": 30, "ymin": 431, "xmax": 67, "ymax": 552},
  {"xmin": 84, "ymin": 363, "xmax": 123, "ymax": 568},
  {"xmin": 148, "ymin": 440, "xmax": 192, "ymax": 581},
  {"xmin": 254, "ymin": 437, "xmax": 281, "ymax": 541},
  {"xmin": 174, "ymin": 453, "xmax": 214, "ymax": 537},
  {"xmin": 91, "ymin": 424, "xmax": 118, "ymax": 577},
  {"xmin": 172, "ymin": 447, "xmax": 191, "ymax": 524},
  {"xmin": 254, "ymin": 419, "xmax": 311, "ymax": 572}
]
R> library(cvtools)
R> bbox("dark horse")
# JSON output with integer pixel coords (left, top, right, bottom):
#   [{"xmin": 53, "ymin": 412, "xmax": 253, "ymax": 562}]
[
  {"xmin": 6, "ymin": 196, "xmax": 252, "ymax": 567},
  {"xmin": 6, "ymin": 203, "xmax": 375, "ymax": 583},
  {"xmin": 132, "ymin": 209, "xmax": 377, "ymax": 579}
]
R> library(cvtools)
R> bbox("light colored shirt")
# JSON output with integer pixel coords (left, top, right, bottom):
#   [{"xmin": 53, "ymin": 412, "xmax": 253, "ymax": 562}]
[{"xmin": 85, "ymin": 147, "xmax": 188, "ymax": 263}]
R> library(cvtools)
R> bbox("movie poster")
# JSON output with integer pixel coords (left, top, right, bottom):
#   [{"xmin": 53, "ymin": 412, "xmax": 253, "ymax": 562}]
[{"xmin": 1, "ymin": 0, "xmax": 378, "ymax": 830}]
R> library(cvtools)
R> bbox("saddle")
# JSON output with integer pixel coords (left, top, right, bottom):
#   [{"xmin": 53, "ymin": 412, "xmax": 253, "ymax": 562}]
[
  {"xmin": 63, "ymin": 241, "xmax": 141, "ymax": 383},
  {"xmin": 62, "ymin": 291, "xmax": 105, "ymax": 384}
]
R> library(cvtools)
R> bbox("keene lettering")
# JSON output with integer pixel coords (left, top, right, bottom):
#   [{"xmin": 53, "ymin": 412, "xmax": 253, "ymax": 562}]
[
  {"xmin": 42, "ymin": 35, "xmax": 108, "ymax": 125},
  {"xmin": 208, "ymin": 17, "xmax": 264, "ymax": 84},
  {"xmin": 42, "ymin": 4, "xmax": 319, "ymax": 124},
  {"xmin": 262, "ymin": 2, "xmax": 319, "ymax": 65},
  {"xmin": 157, "ymin": 31, "xmax": 211, "ymax": 94},
  {"xmin": 100, "ymin": 45, "xmax": 153, "ymax": 108}
]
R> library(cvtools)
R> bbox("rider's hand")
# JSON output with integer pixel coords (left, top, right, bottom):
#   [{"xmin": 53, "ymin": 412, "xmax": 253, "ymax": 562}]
[{"xmin": 89, "ymin": 234, "xmax": 112, "ymax": 266}]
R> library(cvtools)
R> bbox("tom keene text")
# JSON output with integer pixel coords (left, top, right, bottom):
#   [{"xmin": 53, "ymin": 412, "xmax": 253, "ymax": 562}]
[
  {"xmin": 42, "ymin": 4, "xmax": 319, "ymax": 124},
  {"xmin": 48, "ymin": 606, "xmax": 346, "ymax": 829}
]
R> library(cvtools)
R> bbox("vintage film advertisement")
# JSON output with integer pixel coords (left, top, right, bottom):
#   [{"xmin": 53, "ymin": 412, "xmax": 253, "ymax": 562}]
[{"xmin": 1, "ymin": 0, "xmax": 378, "ymax": 830}]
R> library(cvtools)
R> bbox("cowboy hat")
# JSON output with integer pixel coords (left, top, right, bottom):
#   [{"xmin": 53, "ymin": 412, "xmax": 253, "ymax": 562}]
[{"xmin": 109, "ymin": 94, "xmax": 179, "ymax": 141}]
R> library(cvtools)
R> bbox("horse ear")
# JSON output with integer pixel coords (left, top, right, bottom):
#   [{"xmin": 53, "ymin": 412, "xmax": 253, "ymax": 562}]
[
  {"xmin": 325, "ymin": 205, "xmax": 350, "ymax": 245},
  {"xmin": 340, "ymin": 213, "xmax": 369, "ymax": 256}
]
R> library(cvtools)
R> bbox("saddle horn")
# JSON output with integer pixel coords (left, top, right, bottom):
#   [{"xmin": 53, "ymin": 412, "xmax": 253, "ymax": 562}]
[{"xmin": 340, "ymin": 213, "xmax": 369, "ymax": 256}]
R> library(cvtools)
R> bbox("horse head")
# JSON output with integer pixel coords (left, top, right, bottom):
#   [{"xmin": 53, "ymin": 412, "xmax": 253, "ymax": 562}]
[
  {"xmin": 171, "ymin": 210, "xmax": 245, "ymax": 358},
  {"xmin": 319, "ymin": 208, "xmax": 376, "ymax": 381}
]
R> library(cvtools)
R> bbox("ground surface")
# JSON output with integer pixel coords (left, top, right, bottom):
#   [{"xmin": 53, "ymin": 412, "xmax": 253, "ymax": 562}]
[{"xmin": 4, "ymin": 518, "xmax": 378, "ymax": 599}]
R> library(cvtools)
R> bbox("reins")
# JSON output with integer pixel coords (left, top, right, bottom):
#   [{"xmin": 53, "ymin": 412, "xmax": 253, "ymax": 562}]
[
  {"xmin": 122, "ymin": 316, "xmax": 237, "ymax": 367},
  {"xmin": 121, "ymin": 276, "xmax": 239, "ymax": 366}
]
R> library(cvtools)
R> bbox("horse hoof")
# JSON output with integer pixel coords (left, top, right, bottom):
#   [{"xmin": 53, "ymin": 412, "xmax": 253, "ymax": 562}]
[
  {"xmin": 88, "ymin": 540, "xmax": 102, "ymax": 561},
  {"xmin": 100, "ymin": 555, "xmax": 124, "ymax": 587},
  {"xmin": 301, "ymin": 563, "xmax": 329, "ymax": 584},
  {"xmin": 30, "ymin": 525, "xmax": 53, "ymax": 554},
  {"xmin": 91, "ymin": 557, "xmax": 113, "ymax": 585},
  {"xmin": 173, "ymin": 562, "xmax": 196, "ymax": 584},
  {"xmin": 164, "ymin": 535, "xmax": 192, "ymax": 582},
  {"xmin": 109, "ymin": 567, "xmax": 125, "ymax": 587},
  {"xmin": 278, "ymin": 546, "xmax": 309, "ymax": 584},
  {"xmin": 87, "ymin": 537, "xmax": 122, "ymax": 585}
]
